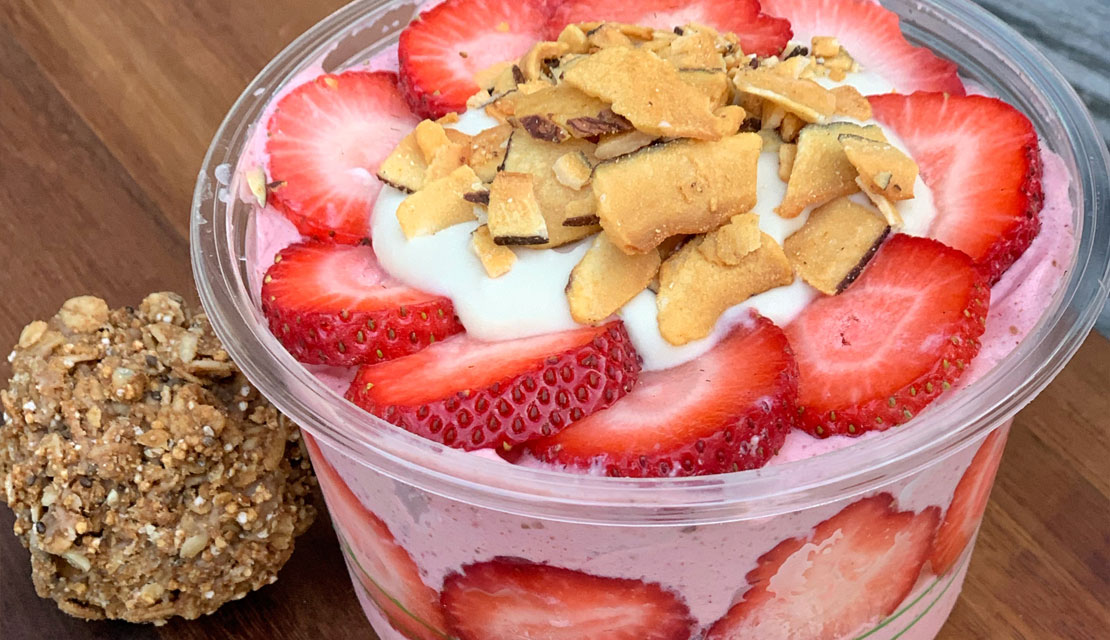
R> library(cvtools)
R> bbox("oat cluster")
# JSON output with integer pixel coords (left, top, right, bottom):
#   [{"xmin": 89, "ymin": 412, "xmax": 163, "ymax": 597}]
[{"xmin": 0, "ymin": 293, "xmax": 315, "ymax": 623}]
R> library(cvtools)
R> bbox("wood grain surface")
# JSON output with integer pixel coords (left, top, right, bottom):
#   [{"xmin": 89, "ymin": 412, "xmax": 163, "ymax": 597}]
[{"xmin": 1, "ymin": 1, "xmax": 1107, "ymax": 639}]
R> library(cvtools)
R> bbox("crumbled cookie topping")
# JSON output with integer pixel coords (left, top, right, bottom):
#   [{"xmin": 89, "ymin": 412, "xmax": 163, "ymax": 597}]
[
  {"xmin": 0, "ymin": 293, "xmax": 315, "ymax": 623},
  {"xmin": 376, "ymin": 21, "xmax": 924, "ymax": 345}
]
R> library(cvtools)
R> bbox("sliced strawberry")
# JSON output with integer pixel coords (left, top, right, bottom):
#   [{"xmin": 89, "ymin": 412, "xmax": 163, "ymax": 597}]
[
  {"xmin": 346, "ymin": 322, "xmax": 641, "ymax": 450},
  {"xmin": 784, "ymin": 234, "xmax": 988, "ymax": 438},
  {"xmin": 870, "ymin": 92, "xmax": 1044, "ymax": 282},
  {"xmin": 930, "ymin": 426, "xmax": 1008, "ymax": 575},
  {"xmin": 518, "ymin": 315, "xmax": 797, "ymax": 477},
  {"xmin": 707, "ymin": 494, "xmax": 940, "ymax": 640},
  {"xmin": 442, "ymin": 558, "xmax": 695, "ymax": 640},
  {"xmin": 261, "ymin": 242, "xmax": 463, "ymax": 366},
  {"xmin": 266, "ymin": 71, "xmax": 419, "ymax": 243},
  {"xmin": 303, "ymin": 435, "xmax": 449, "ymax": 640},
  {"xmin": 759, "ymin": 0, "xmax": 964, "ymax": 94},
  {"xmin": 546, "ymin": 0, "xmax": 792, "ymax": 57},
  {"xmin": 398, "ymin": 0, "xmax": 550, "ymax": 119}
]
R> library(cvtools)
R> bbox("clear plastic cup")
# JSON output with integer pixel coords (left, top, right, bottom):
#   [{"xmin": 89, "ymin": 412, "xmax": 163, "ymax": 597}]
[{"xmin": 190, "ymin": 1, "xmax": 1110, "ymax": 638}]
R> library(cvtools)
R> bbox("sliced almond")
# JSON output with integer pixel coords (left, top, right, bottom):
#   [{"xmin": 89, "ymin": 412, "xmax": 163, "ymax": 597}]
[
  {"xmin": 396, "ymin": 165, "xmax": 482, "ymax": 238},
  {"xmin": 839, "ymin": 134, "xmax": 918, "ymax": 201},
  {"xmin": 552, "ymin": 151, "xmax": 593, "ymax": 190},
  {"xmin": 698, "ymin": 212, "xmax": 762, "ymax": 266},
  {"xmin": 488, "ymin": 172, "xmax": 549, "ymax": 245},
  {"xmin": 783, "ymin": 196, "xmax": 890, "ymax": 295},
  {"xmin": 465, "ymin": 123, "xmax": 512, "ymax": 182},
  {"xmin": 566, "ymin": 232, "xmax": 661, "ymax": 325},
  {"xmin": 777, "ymin": 122, "xmax": 887, "ymax": 218},
  {"xmin": 778, "ymin": 143, "xmax": 797, "ymax": 182},
  {"xmin": 500, "ymin": 132, "xmax": 600, "ymax": 246},
  {"xmin": 656, "ymin": 233, "xmax": 793, "ymax": 345},
  {"xmin": 780, "ymin": 112, "xmax": 804, "ymax": 142},
  {"xmin": 594, "ymin": 128, "xmax": 658, "ymax": 160},
  {"xmin": 856, "ymin": 176, "xmax": 904, "ymax": 228},
  {"xmin": 471, "ymin": 225, "xmax": 517, "ymax": 278},
  {"xmin": 510, "ymin": 83, "xmax": 631, "ymax": 141},
  {"xmin": 679, "ymin": 69, "xmax": 731, "ymax": 108},
  {"xmin": 831, "ymin": 85, "xmax": 872, "ymax": 120},
  {"xmin": 592, "ymin": 133, "xmax": 761, "ymax": 254},
  {"xmin": 563, "ymin": 46, "xmax": 724, "ymax": 140},
  {"xmin": 519, "ymin": 41, "xmax": 571, "ymax": 82},
  {"xmin": 733, "ymin": 68, "xmax": 836, "ymax": 124},
  {"xmin": 378, "ymin": 131, "xmax": 428, "ymax": 192}
]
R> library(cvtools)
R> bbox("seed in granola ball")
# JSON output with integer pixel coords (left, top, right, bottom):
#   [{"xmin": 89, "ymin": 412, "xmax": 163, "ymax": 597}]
[{"xmin": 0, "ymin": 293, "xmax": 316, "ymax": 624}]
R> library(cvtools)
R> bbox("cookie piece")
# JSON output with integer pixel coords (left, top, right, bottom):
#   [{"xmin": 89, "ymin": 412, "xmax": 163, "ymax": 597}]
[{"xmin": 0, "ymin": 293, "xmax": 316, "ymax": 624}]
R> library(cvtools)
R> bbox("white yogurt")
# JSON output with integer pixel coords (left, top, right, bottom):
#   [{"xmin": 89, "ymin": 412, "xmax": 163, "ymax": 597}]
[{"xmin": 369, "ymin": 83, "xmax": 937, "ymax": 371}]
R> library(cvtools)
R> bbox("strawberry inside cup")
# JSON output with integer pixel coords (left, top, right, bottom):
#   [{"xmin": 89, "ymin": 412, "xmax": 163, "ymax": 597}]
[{"xmin": 202, "ymin": 0, "xmax": 1100, "ymax": 638}]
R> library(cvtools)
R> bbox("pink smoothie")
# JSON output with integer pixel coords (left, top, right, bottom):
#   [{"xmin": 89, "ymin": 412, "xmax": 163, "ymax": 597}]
[{"xmin": 234, "ymin": 22, "xmax": 1076, "ymax": 639}]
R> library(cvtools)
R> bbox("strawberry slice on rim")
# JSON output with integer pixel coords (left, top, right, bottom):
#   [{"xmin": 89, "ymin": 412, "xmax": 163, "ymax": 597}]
[
  {"xmin": 518, "ymin": 314, "xmax": 798, "ymax": 477},
  {"xmin": 546, "ymin": 0, "xmax": 792, "ymax": 57},
  {"xmin": 869, "ymin": 92, "xmax": 1044, "ymax": 283},
  {"xmin": 266, "ymin": 71, "xmax": 419, "ymax": 244},
  {"xmin": 346, "ymin": 322, "xmax": 641, "ymax": 450},
  {"xmin": 759, "ymin": 0, "xmax": 964, "ymax": 94},
  {"xmin": 442, "ymin": 558, "xmax": 696, "ymax": 640},
  {"xmin": 303, "ymin": 435, "xmax": 449, "ymax": 640},
  {"xmin": 784, "ymin": 234, "xmax": 989, "ymax": 438},
  {"xmin": 929, "ymin": 426, "xmax": 1008, "ymax": 575},
  {"xmin": 706, "ymin": 494, "xmax": 940, "ymax": 640},
  {"xmin": 261, "ymin": 242, "xmax": 464, "ymax": 366},
  {"xmin": 398, "ymin": 0, "xmax": 551, "ymax": 119}
]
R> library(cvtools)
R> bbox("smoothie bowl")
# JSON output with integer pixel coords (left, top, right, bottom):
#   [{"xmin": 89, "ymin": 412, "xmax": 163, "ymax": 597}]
[{"xmin": 191, "ymin": 0, "xmax": 1110, "ymax": 638}]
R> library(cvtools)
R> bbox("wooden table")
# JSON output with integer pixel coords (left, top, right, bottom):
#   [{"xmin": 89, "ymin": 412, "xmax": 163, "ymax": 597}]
[{"xmin": 1, "ymin": 1, "xmax": 1107, "ymax": 638}]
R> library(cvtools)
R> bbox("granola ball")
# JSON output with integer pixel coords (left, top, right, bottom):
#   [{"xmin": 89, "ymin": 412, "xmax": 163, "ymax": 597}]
[{"xmin": 0, "ymin": 293, "xmax": 315, "ymax": 623}]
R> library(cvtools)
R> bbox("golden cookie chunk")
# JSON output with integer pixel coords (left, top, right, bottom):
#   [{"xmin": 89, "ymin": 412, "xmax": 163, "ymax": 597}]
[
  {"xmin": 556, "ymin": 24, "xmax": 590, "ymax": 54},
  {"xmin": 678, "ymin": 69, "xmax": 731, "ymax": 108},
  {"xmin": 714, "ymin": 105, "xmax": 747, "ymax": 136},
  {"xmin": 474, "ymin": 61, "xmax": 520, "ymax": 95},
  {"xmin": 697, "ymin": 212, "xmax": 762, "ymax": 266},
  {"xmin": 396, "ymin": 165, "xmax": 482, "ymax": 238},
  {"xmin": 566, "ymin": 232, "xmax": 661, "ymax": 325},
  {"xmin": 855, "ymin": 176, "xmax": 904, "ymax": 228},
  {"xmin": 783, "ymin": 196, "xmax": 890, "ymax": 295},
  {"xmin": 758, "ymin": 128, "xmax": 783, "ymax": 153},
  {"xmin": 488, "ymin": 172, "xmax": 549, "ymax": 245},
  {"xmin": 772, "ymin": 55, "xmax": 812, "ymax": 79},
  {"xmin": 839, "ymin": 134, "xmax": 919, "ymax": 201},
  {"xmin": 594, "ymin": 129, "xmax": 659, "ymax": 160},
  {"xmin": 414, "ymin": 120, "xmax": 453, "ymax": 161},
  {"xmin": 656, "ymin": 233, "xmax": 793, "ymax": 345},
  {"xmin": 465, "ymin": 123, "xmax": 512, "ymax": 182},
  {"xmin": 778, "ymin": 143, "xmax": 797, "ymax": 182},
  {"xmin": 592, "ymin": 134, "xmax": 761, "ymax": 254},
  {"xmin": 811, "ymin": 36, "xmax": 841, "ymax": 58},
  {"xmin": 660, "ymin": 28, "xmax": 726, "ymax": 70},
  {"xmin": 563, "ymin": 46, "xmax": 724, "ymax": 140},
  {"xmin": 777, "ymin": 122, "xmax": 887, "ymax": 218},
  {"xmin": 733, "ymin": 68, "xmax": 836, "ymax": 124},
  {"xmin": 471, "ymin": 225, "xmax": 517, "ymax": 277},
  {"xmin": 552, "ymin": 151, "xmax": 593, "ymax": 190},
  {"xmin": 377, "ymin": 131, "xmax": 427, "ymax": 192},
  {"xmin": 500, "ymin": 132, "xmax": 600, "ymax": 246},
  {"xmin": 586, "ymin": 23, "xmax": 634, "ymax": 49},
  {"xmin": 831, "ymin": 85, "xmax": 872, "ymax": 120}
]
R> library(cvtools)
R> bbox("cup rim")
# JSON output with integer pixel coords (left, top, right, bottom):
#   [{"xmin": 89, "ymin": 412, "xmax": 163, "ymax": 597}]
[{"xmin": 190, "ymin": 0, "xmax": 1110, "ymax": 524}]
